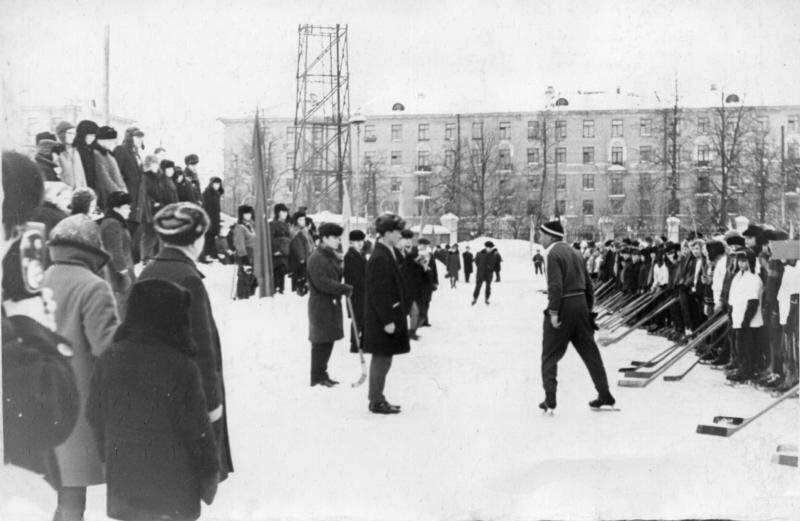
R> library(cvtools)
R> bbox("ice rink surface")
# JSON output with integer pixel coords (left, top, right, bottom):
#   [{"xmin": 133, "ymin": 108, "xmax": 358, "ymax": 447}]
[{"xmin": 2, "ymin": 238, "xmax": 798, "ymax": 520}]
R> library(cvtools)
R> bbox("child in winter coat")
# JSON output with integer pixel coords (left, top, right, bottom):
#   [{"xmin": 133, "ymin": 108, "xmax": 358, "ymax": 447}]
[
  {"xmin": 87, "ymin": 278, "xmax": 220, "ymax": 521},
  {"xmin": 727, "ymin": 248, "xmax": 765, "ymax": 383}
]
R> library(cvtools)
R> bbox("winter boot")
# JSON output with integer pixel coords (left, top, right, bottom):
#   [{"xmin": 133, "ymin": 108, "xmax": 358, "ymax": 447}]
[{"xmin": 539, "ymin": 397, "xmax": 556, "ymax": 414}]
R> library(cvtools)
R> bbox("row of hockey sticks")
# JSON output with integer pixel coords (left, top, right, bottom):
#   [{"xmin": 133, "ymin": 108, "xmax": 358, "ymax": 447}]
[
  {"xmin": 596, "ymin": 292, "xmax": 643, "ymax": 327},
  {"xmin": 617, "ymin": 313, "xmax": 730, "ymax": 387},
  {"xmin": 597, "ymin": 289, "xmax": 665, "ymax": 329},
  {"xmin": 617, "ymin": 308, "xmax": 728, "ymax": 372},
  {"xmin": 598, "ymin": 296, "xmax": 678, "ymax": 346},
  {"xmin": 600, "ymin": 290, "xmax": 667, "ymax": 332},
  {"xmin": 595, "ymin": 291, "xmax": 638, "ymax": 322},
  {"xmin": 593, "ymin": 279, "xmax": 615, "ymax": 300},
  {"xmin": 662, "ymin": 319, "xmax": 730, "ymax": 381}
]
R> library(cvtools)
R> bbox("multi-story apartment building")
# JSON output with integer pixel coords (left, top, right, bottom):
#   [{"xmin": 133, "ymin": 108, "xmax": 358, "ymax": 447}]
[{"xmin": 219, "ymin": 97, "xmax": 800, "ymax": 238}]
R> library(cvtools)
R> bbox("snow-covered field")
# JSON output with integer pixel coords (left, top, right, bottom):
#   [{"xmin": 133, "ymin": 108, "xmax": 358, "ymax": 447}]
[{"xmin": 2, "ymin": 238, "xmax": 799, "ymax": 520}]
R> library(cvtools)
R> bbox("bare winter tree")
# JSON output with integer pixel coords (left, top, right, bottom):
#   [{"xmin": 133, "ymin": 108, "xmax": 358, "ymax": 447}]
[
  {"xmin": 742, "ymin": 123, "xmax": 782, "ymax": 223},
  {"xmin": 460, "ymin": 125, "xmax": 502, "ymax": 235},
  {"xmin": 223, "ymin": 132, "xmax": 289, "ymax": 214},
  {"xmin": 358, "ymin": 153, "xmax": 391, "ymax": 219},
  {"xmin": 652, "ymin": 86, "xmax": 694, "ymax": 218},
  {"xmin": 708, "ymin": 94, "xmax": 755, "ymax": 227},
  {"xmin": 531, "ymin": 111, "xmax": 567, "ymax": 233}
]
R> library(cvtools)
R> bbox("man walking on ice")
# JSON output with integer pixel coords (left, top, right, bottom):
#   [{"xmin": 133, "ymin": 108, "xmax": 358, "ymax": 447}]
[{"xmin": 538, "ymin": 220, "xmax": 616, "ymax": 413}]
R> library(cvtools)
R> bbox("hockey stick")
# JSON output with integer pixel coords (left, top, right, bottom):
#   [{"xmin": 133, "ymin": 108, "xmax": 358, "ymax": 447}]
[
  {"xmin": 345, "ymin": 296, "xmax": 367, "ymax": 388},
  {"xmin": 596, "ymin": 288, "xmax": 622, "ymax": 308},
  {"xmin": 230, "ymin": 264, "xmax": 238, "ymax": 300},
  {"xmin": 597, "ymin": 294, "xmax": 639, "ymax": 326},
  {"xmin": 696, "ymin": 384, "xmax": 799, "ymax": 437},
  {"xmin": 618, "ymin": 315, "xmax": 729, "ymax": 386},
  {"xmin": 599, "ymin": 297, "xmax": 678, "ymax": 346},
  {"xmin": 605, "ymin": 290, "xmax": 666, "ymax": 332},
  {"xmin": 600, "ymin": 292, "xmax": 652, "ymax": 326},
  {"xmin": 663, "ymin": 320, "xmax": 730, "ymax": 381}
]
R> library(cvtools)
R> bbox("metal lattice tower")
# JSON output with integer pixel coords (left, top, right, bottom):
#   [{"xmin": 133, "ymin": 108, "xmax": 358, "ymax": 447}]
[{"xmin": 292, "ymin": 24, "xmax": 352, "ymax": 212}]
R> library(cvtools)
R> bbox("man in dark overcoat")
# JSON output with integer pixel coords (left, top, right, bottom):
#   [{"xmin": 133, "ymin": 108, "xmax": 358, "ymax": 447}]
[
  {"xmin": 363, "ymin": 213, "xmax": 409, "ymax": 414},
  {"xmin": 306, "ymin": 223, "xmax": 353, "ymax": 386},
  {"xmin": 344, "ymin": 229, "xmax": 367, "ymax": 353},
  {"xmin": 538, "ymin": 220, "xmax": 615, "ymax": 413},
  {"xmin": 138, "ymin": 202, "xmax": 233, "ymax": 481},
  {"xmin": 462, "ymin": 245, "xmax": 474, "ymax": 283},
  {"xmin": 471, "ymin": 241, "xmax": 498, "ymax": 305}
]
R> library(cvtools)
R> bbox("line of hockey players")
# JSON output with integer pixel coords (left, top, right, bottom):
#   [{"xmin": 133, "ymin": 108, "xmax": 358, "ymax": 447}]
[{"xmin": 545, "ymin": 228, "xmax": 800, "ymax": 394}]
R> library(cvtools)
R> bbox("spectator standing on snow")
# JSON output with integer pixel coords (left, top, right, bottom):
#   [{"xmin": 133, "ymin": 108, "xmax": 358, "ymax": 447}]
[
  {"xmin": 270, "ymin": 203, "xmax": 292, "ymax": 294},
  {"xmin": 289, "ymin": 211, "xmax": 315, "ymax": 294},
  {"xmin": 56, "ymin": 121, "xmax": 87, "ymax": 189},
  {"xmin": 306, "ymin": 223, "xmax": 352, "ymax": 387},
  {"xmin": 113, "ymin": 127, "xmax": 145, "ymax": 218},
  {"xmin": 446, "ymin": 244, "xmax": 461, "ymax": 288},
  {"xmin": 363, "ymin": 213, "xmax": 409, "ymax": 414},
  {"xmin": 92, "ymin": 126, "xmax": 128, "ymax": 210},
  {"xmin": 100, "ymin": 192, "xmax": 136, "ymax": 320},
  {"xmin": 493, "ymin": 247, "xmax": 502, "ymax": 282},
  {"xmin": 344, "ymin": 229, "xmax": 367, "ymax": 354},
  {"xmin": 471, "ymin": 241, "xmax": 498, "ymax": 305},
  {"xmin": 538, "ymin": 219, "xmax": 614, "ymax": 414},
  {"xmin": 87, "ymin": 279, "xmax": 220, "ymax": 521},
  {"xmin": 137, "ymin": 156, "xmax": 178, "ymax": 262},
  {"xmin": 42, "ymin": 214, "xmax": 120, "ymax": 521},
  {"xmin": 533, "ymin": 249, "xmax": 544, "ymax": 275},
  {"xmin": 462, "ymin": 245, "xmax": 474, "ymax": 283},
  {"xmin": 34, "ymin": 138, "xmax": 65, "ymax": 182},
  {"xmin": 417, "ymin": 238, "xmax": 438, "ymax": 327},
  {"xmin": 138, "ymin": 202, "xmax": 234, "ymax": 483},
  {"xmin": 201, "ymin": 177, "xmax": 224, "ymax": 263},
  {"xmin": 184, "ymin": 154, "xmax": 203, "ymax": 203},
  {"xmin": 232, "ymin": 205, "xmax": 257, "ymax": 299},
  {"xmin": 172, "ymin": 166, "xmax": 197, "ymax": 203},
  {"xmin": 74, "ymin": 120, "xmax": 99, "ymax": 190}
]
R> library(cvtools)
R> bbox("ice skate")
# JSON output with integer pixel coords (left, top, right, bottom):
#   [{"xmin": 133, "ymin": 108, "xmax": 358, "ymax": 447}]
[{"xmin": 589, "ymin": 393, "xmax": 619, "ymax": 411}]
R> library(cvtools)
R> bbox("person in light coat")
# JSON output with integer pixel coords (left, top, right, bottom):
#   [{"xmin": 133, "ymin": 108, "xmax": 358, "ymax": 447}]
[{"xmin": 42, "ymin": 214, "xmax": 120, "ymax": 521}]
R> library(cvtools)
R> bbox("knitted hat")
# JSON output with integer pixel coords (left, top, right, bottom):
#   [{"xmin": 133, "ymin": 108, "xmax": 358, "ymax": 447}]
[
  {"xmin": 2, "ymin": 152, "xmax": 44, "ymax": 228},
  {"xmin": 106, "ymin": 191, "xmax": 132, "ymax": 209},
  {"xmin": 70, "ymin": 187, "xmax": 97, "ymax": 215},
  {"xmin": 115, "ymin": 279, "xmax": 196, "ymax": 353},
  {"xmin": 48, "ymin": 214, "xmax": 105, "ymax": 253},
  {"xmin": 153, "ymin": 203, "xmax": 209, "ymax": 246},
  {"xmin": 96, "ymin": 126, "xmax": 117, "ymax": 140},
  {"xmin": 35, "ymin": 131, "xmax": 57, "ymax": 144},
  {"xmin": 185, "ymin": 154, "xmax": 199, "ymax": 165},
  {"xmin": 540, "ymin": 219, "xmax": 564, "ymax": 239},
  {"xmin": 55, "ymin": 121, "xmax": 75, "ymax": 143},
  {"xmin": 375, "ymin": 213, "xmax": 406, "ymax": 235},
  {"xmin": 349, "ymin": 230, "xmax": 366, "ymax": 241},
  {"xmin": 318, "ymin": 222, "xmax": 344, "ymax": 238}
]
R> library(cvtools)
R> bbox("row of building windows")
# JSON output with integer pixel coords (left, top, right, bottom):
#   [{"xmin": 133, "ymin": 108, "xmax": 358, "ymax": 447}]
[{"xmin": 286, "ymin": 114, "xmax": 800, "ymax": 145}]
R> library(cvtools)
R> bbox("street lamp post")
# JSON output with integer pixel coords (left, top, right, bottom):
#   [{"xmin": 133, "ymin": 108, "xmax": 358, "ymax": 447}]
[
  {"xmin": 716, "ymin": 88, "xmax": 740, "ymax": 228},
  {"xmin": 350, "ymin": 111, "xmax": 365, "ymax": 217}
]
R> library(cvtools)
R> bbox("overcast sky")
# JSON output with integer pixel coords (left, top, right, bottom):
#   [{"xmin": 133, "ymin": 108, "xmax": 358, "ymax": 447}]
[{"xmin": 2, "ymin": 0, "xmax": 799, "ymax": 180}]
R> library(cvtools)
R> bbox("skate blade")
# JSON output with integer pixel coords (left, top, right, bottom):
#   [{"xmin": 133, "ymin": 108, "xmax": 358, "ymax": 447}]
[{"xmin": 590, "ymin": 406, "xmax": 621, "ymax": 412}]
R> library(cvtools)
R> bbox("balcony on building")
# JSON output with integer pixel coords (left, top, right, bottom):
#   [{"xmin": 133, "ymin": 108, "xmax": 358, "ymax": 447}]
[{"xmin": 414, "ymin": 165, "xmax": 433, "ymax": 174}]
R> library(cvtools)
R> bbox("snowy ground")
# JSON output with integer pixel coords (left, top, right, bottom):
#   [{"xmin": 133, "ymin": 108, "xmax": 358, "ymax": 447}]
[{"xmin": 2, "ymin": 238, "xmax": 799, "ymax": 520}]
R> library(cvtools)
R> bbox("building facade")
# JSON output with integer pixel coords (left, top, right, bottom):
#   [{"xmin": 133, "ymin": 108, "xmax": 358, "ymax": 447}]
[{"xmin": 220, "ymin": 102, "xmax": 800, "ymax": 238}]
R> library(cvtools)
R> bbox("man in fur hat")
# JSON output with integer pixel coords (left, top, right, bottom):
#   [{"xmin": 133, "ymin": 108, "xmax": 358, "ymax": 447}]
[{"xmin": 538, "ymin": 219, "xmax": 615, "ymax": 413}]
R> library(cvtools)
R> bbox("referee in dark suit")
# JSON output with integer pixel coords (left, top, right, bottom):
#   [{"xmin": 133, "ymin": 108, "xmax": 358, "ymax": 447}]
[{"xmin": 539, "ymin": 220, "xmax": 615, "ymax": 413}]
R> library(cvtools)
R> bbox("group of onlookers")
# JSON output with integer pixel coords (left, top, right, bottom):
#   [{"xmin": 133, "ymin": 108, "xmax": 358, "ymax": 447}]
[{"xmin": 3, "ymin": 130, "xmax": 233, "ymax": 520}]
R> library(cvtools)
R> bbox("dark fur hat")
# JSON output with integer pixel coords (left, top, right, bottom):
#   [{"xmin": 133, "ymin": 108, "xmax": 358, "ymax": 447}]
[
  {"xmin": 318, "ymin": 222, "xmax": 343, "ymax": 238},
  {"xmin": 349, "ymin": 229, "xmax": 366, "ymax": 241},
  {"xmin": 96, "ymin": 126, "xmax": 117, "ymax": 140},
  {"xmin": 184, "ymin": 154, "xmax": 199, "ymax": 166},
  {"xmin": 376, "ymin": 213, "xmax": 407, "ymax": 235},
  {"xmin": 237, "ymin": 205, "xmax": 254, "ymax": 221}
]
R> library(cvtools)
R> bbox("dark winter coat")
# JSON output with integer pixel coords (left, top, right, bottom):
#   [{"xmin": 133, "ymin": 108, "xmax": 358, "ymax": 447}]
[
  {"xmin": 402, "ymin": 250, "xmax": 427, "ymax": 304},
  {"xmin": 113, "ymin": 141, "xmax": 143, "ymax": 218},
  {"xmin": 599, "ymin": 250, "xmax": 615, "ymax": 281},
  {"xmin": 173, "ymin": 174, "xmax": 197, "ymax": 203},
  {"xmin": 270, "ymin": 220, "xmax": 292, "ymax": 269},
  {"xmin": 74, "ymin": 121, "xmax": 98, "ymax": 188},
  {"xmin": 493, "ymin": 250, "xmax": 502, "ymax": 273},
  {"xmin": 446, "ymin": 251, "xmax": 461, "ymax": 276},
  {"xmin": 363, "ymin": 242, "xmax": 410, "ymax": 357},
  {"xmin": 289, "ymin": 228, "xmax": 315, "ymax": 275},
  {"xmin": 138, "ymin": 247, "xmax": 233, "ymax": 479},
  {"xmin": 42, "ymin": 243, "xmax": 119, "ymax": 487},
  {"xmin": 307, "ymin": 245, "xmax": 352, "ymax": 343},
  {"xmin": 473, "ymin": 249, "xmax": 498, "ymax": 281},
  {"xmin": 30, "ymin": 202, "xmax": 68, "ymax": 239},
  {"xmin": 87, "ymin": 294, "xmax": 218, "ymax": 521},
  {"xmin": 137, "ymin": 170, "xmax": 178, "ymax": 224},
  {"xmin": 462, "ymin": 251, "xmax": 474, "ymax": 274},
  {"xmin": 545, "ymin": 240, "xmax": 595, "ymax": 313},
  {"xmin": 421, "ymin": 252, "xmax": 438, "ymax": 302},
  {"xmin": 100, "ymin": 211, "xmax": 135, "ymax": 306},
  {"xmin": 343, "ymin": 246, "xmax": 367, "ymax": 352},
  {"xmin": 202, "ymin": 181, "xmax": 223, "ymax": 237},
  {"xmin": 184, "ymin": 167, "xmax": 203, "ymax": 203}
]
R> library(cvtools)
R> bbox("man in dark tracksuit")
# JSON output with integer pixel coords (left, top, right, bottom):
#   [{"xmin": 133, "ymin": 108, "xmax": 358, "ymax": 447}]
[
  {"xmin": 538, "ymin": 220, "xmax": 615, "ymax": 413},
  {"xmin": 472, "ymin": 241, "xmax": 498, "ymax": 305}
]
